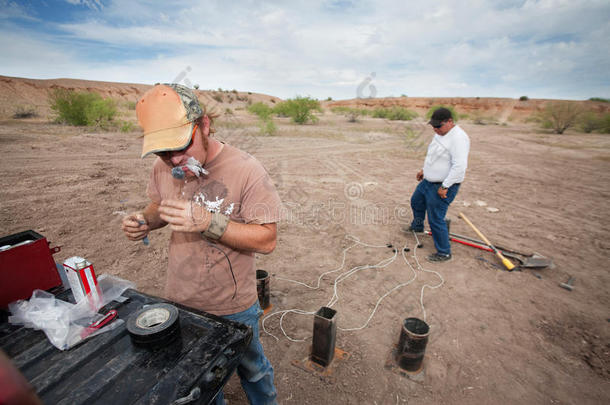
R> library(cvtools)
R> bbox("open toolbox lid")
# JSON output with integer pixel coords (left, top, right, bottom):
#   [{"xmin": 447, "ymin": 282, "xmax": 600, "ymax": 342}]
[
  {"xmin": 0, "ymin": 288, "xmax": 252, "ymax": 405},
  {"xmin": 0, "ymin": 230, "xmax": 62, "ymax": 309}
]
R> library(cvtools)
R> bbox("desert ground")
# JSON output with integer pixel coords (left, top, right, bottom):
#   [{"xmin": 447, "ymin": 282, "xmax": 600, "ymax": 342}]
[{"xmin": 0, "ymin": 77, "xmax": 609, "ymax": 404}]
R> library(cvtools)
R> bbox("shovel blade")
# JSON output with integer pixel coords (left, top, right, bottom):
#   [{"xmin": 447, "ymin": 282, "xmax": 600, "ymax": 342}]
[{"xmin": 521, "ymin": 253, "xmax": 552, "ymax": 268}]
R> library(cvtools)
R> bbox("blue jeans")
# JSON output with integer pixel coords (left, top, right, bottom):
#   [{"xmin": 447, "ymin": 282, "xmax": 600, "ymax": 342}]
[
  {"xmin": 214, "ymin": 301, "xmax": 278, "ymax": 405},
  {"xmin": 410, "ymin": 179, "xmax": 460, "ymax": 255}
]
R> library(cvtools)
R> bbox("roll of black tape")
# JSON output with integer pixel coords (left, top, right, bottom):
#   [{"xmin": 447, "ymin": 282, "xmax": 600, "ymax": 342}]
[{"xmin": 126, "ymin": 303, "xmax": 181, "ymax": 349}]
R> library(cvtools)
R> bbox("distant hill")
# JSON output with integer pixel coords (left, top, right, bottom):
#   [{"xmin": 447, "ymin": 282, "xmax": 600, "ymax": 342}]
[
  {"xmin": 324, "ymin": 96, "xmax": 610, "ymax": 122},
  {"xmin": 1, "ymin": 75, "xmax": 608, "ymax": 121},
  {"xmin": 0, "ymin": 75, "xmax": 280, "ymax": 119}
]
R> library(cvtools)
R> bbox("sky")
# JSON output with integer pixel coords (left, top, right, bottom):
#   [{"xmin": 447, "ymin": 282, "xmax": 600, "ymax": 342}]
[{"xmin": 0, "ymin": 0, "xmax": 609, "ymax": 100}]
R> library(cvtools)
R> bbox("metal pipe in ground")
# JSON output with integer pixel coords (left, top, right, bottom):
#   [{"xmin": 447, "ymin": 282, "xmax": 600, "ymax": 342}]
[
  {"xmin": 311, "ymin": 307, "xmax": 337, "ymax": 367},
  {"xmin": 395, "ymin": 317, "xmax": 430, "ymax": 373},
  {"xmin": 256, "ymin": 269, "xmax": 270, "ymax": 310}
]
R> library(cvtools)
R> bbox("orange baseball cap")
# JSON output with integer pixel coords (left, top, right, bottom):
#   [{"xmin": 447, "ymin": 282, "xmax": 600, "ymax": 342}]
[{"xmin": 136, "ymin": 83, "xmax": 203, "ymax": 158}]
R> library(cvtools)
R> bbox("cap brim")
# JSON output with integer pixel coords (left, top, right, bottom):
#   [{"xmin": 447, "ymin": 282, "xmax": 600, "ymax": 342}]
[
  {"xmin": 428, "ymin": 119, "xmax": 441, "ymax": 126},
  {"xmin": 141, "ymin": 122, "xmax": 193, "ymax": 158}
]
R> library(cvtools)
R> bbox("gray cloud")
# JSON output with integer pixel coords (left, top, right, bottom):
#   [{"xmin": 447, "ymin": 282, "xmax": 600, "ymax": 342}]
[{"xmin": 1, "ymin": 0, "xmax": 608, "ymax": 99}]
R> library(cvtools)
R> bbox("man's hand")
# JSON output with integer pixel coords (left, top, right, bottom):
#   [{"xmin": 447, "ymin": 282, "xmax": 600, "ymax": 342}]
[
  {"xmin": 416, "ymin": 169, "xmax": 424, "ymax": 181},
  {"xmin": 437, "ymin": 187, "xmax": 448, "ymax": 199},
  {"xmin": 121, "ymin": 213, "xmax": 150, "ymax": 241},
  {"xmin": 158, "ymin": 199, "xmax": 212, "ymax": 233}
]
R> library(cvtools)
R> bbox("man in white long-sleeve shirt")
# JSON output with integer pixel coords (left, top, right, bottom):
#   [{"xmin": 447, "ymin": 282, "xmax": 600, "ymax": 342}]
[{"xmin": 406, "ymin": 107, "xmax": 470, "ymax": 262}]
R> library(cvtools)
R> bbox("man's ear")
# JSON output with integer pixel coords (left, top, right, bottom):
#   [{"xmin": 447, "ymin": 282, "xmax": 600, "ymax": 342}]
[{"xmin": 201, "ymin": 115, "xmax": 211, "ymax": 136}]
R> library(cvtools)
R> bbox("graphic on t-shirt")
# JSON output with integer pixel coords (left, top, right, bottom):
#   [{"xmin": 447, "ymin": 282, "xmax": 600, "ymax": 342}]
[{"xmin": 191, "ymin": 179, "xmax": 236, "ymax": 216}]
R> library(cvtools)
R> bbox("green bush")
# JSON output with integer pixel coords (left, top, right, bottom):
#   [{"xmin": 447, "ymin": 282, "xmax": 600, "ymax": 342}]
[
  {"xmin": 247, "ymin": 102, "xmax": 273, "ymax": 119},
  {"xmin": 50, "ymin": 89, "xmax": 117, "ymax": 126},
  {"xmin": 538, "ymin": 102, "xmax": 582, "ymax": 134},
  {"xmin": 519, "ymin": 96, "xmax": 529, "ymax": 101},
  {"xmin": 425, "ymin": 105, "xmax": 459, "ymax": 122},
  {"xmin": 588, "ymin": 97, "xmax": 609, "ymax": 103},
  {"xmin": 273, "ymin": 96, "xmax": 321, "ymax": 124},
  {"xmin": 372, "ymin": 107, "xmax": 417, "ymax": 120},
  {"xmin": 579, "ymin": 111, "xmax": 610, "ymax": 133}
]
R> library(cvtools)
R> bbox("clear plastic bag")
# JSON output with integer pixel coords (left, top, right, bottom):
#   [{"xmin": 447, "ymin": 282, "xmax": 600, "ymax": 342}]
[{"xmin": 8, "ymin": 274, "xmax": 135, "ymax": 350}]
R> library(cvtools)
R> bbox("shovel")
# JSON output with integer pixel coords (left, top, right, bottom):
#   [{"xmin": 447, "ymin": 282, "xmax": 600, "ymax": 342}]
[{"xmin": 425, "ymin": 230, "xmax": 553, "ymax": 269}]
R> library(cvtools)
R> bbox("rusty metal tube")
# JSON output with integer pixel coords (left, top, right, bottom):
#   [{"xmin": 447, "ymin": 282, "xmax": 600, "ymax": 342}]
[{"xmin": 311, "ymin": 307, "xmax": 337, "ymax": 367}]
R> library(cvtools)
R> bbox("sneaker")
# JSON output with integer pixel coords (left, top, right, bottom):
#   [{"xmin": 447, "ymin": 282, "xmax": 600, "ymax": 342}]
[
  {"xmin": 427, "ymin": 253, "xmax": 452, "ymax": 262},
  {"xmin": 402, "ymin": 225, "xmax": 424, "ymax": 234}
]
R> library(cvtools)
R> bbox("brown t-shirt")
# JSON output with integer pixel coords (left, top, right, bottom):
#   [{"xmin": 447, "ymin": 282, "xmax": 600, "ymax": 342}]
[{"xmin": 147, "ymin": 143, "xmax": 282, "ymax": 315}]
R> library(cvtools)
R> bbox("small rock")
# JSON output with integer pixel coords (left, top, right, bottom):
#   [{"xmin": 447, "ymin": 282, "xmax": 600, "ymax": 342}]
[
  {"xmin": 486, "ymin": 207, "xmax": 499, "ymax": 213},
  {"xmin": 462, "ymin": 201, "xmax": 471, "ymax": 207},
  {"xmin": 474, "ymin": 200, "xmax": 487, "ymax": 207}
]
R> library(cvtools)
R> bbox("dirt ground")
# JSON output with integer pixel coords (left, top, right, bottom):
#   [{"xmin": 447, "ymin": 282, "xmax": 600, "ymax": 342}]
[{"xmin": 1, "ymin": 107, "xmax": 609, "ymax": 404}]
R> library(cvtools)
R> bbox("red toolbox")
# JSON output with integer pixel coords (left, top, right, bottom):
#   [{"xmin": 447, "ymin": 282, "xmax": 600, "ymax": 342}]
[{"xmin": 0, "ymin": 230, "xmax": 62, "ymax": 309}]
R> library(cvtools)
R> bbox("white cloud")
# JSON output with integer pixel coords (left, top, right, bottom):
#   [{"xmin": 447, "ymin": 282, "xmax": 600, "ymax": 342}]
[
  {"xmin": 64, "ymin": 0, "xmax": 103, "ymax": 11},
  {"xmin": 0, "ymin": 0, "xmax": 608, "ymax": 99}
]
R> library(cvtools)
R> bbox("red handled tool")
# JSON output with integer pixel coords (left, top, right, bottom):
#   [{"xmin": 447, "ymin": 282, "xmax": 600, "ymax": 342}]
[{"xmin": 81, "ymin": 309, "xmax": 118, "ymax": 339}]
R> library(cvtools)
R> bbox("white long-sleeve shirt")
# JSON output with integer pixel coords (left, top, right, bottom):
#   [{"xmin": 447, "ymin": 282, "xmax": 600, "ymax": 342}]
[{"xmin": 423, "ymin": 124, "xmax": 470, "ymax": 188}]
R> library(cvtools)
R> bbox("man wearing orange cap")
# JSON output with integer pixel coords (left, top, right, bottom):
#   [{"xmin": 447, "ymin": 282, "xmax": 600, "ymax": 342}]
[{"xmin": 121, "ymin": 83, "xmax": 280, "ymax": 405}]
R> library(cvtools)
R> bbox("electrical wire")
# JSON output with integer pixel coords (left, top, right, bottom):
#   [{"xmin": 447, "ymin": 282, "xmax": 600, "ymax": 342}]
[
  {"xmin": 205, "ymin": 241, "xmax": 237, "ymax": 300},
  {"xmin": 262, "ymin": 232, "xmax": 446, "ymax": 341}
]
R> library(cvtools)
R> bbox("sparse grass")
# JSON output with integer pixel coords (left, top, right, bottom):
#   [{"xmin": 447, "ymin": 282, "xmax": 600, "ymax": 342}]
[
  {"xmin": 589, "ymin": 97, "xmax": 609, "ymax": 103},
  {"xmin": 471, "ymin": 113, "xmax": 499, "ymax": 125},
  {"xmin": 119, "ymin": 121, "xmax": 138, "ymax": 132},
  {"xmin": 214, "ymin": 119, "xmax": 251, "ymax": 129}
]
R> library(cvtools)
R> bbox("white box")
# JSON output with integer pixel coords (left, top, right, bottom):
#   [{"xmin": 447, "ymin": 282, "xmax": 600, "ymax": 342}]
[{"xmin": 62, "ymin": 256, "xmax": 101, "ymax": 307}]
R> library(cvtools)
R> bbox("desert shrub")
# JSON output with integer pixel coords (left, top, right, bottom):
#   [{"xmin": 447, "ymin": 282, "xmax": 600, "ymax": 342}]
[
  {"xmin": 372, "ymin": 107, "xmax": 417, "ymax": 120},
  {"xmin": 579, "ymin": 112, "xmax": 610, "ymax": 133},
  {"xmin": 273, "ymin": 96, "xmax": 321, "ymax": 124},
  {"xmin": 578, "ymin": 111, "xmax": 601, "ymax": 133},
  {"xmin": 387, "ymin": 107, "xmax": 417, "ymax": 120},
  {"xmin": 12, "ymin": 105, "xmax": 38, "ymax": 119},
  {"xmin": 326, "ymin": 96, "xmax": 333, "ymax": 101},
  {"xmin": 212, "ymin": 93, "xmax": 223, "ymax": 103},
  {"xmin": 258, "ymin": 118, "xmax": 277, "ymax": 136},
  {"xmin": 247, "ymin": 102, "xmax": 273, "ymax": 119},
  {"xmin": 124, "ymin": 101, "xmax": 137, "ymax": 110},
  {"xmin": 519, "ymin": 96, "xmax": 529, "ymax": 101},
  {"xmin": 599, "ymin": 114, "xmax": 610, "ymax": 133},
  {"xmin": 588, "ymin": 97, "xmax": 609, "ymax": 103},
  {"xmin": 425, "ymin": 105, "xmax": 459, "ymax": 122},
  {"xmin": 224, "ymin": 108, "xmax": 234, "ymax": 115},
  {"xmin": 50, "ymin": 89, "xmax": 117, "ymax": 126},
  {"xmin": 538, "ymin": 102, "xmax": 582, "ymax": 134}
]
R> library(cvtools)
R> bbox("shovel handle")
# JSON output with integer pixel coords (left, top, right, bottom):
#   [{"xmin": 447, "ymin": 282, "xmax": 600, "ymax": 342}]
[{"xmin": 458, "ymin": 212, "xmax": 515, "ymax": 271}]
